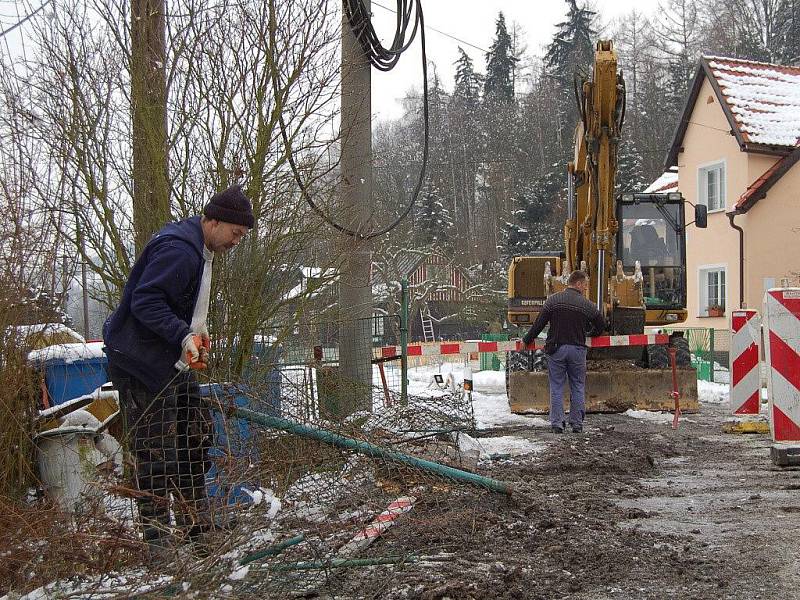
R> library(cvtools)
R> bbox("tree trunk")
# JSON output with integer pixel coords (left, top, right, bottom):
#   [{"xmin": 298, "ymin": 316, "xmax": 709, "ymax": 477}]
[{"xmin": 131, "ymin": 0, "xmax": 170, "ymax": 255}]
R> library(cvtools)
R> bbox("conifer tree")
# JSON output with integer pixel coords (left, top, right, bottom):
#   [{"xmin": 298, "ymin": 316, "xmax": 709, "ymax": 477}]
[
  {"xmin": 416, "ymin": 179, "xmax": 453, "ymax": 247},
  {"xmin": 544, "ymin": 0, "xmax": 597, "ymax": 158},
  {"xmin": 483, "ymin": 12, "xmax": 517, "ymax": 105},
  {"xmin": 615, "ymin": 135, "xmax": 647, "ymax": 196},
  {"xmin": 453, "ymin": 48, "xmax": 481, "ymax": 111}
]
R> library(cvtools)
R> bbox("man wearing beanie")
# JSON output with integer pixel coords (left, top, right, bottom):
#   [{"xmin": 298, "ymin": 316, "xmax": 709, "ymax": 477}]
[{"xmin": 103, "ymin": 184, "xmax": 253, "ymax": 552}]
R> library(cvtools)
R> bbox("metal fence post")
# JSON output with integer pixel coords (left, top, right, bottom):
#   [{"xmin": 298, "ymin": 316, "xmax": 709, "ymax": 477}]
[
  {"xmin": 709, "ymin": 327, "xmax": 715, "ymax": 383},
  {"xmin": 401, "ymin": 279, "xmax": 409, "ymax": 405}
]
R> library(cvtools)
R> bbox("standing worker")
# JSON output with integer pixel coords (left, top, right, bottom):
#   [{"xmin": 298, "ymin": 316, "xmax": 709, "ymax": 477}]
[
  {"xmin": 522, "ymin": 270, "xmax": 605, "ymax": 433},
  {"xmin": 103, "ymin": 185, "xmax": 254, "ymax": 549}
]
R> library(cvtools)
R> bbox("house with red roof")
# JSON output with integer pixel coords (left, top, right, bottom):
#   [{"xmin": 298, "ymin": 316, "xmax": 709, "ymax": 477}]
[{"xmin": 664, "ymin": 55, "xmax": 800, "ymax": 329}]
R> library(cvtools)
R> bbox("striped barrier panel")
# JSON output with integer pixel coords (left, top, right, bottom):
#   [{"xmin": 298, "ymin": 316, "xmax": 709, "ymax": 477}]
[
  {"xmin": 730, "ymin": 309, "xmax": 761, "ymax": 415},
  {"xmin": 379, "ymin": 334, "xmax": 669, "ymax": 358},
  {"xmin": 340, "ymin": 496, "xmax": 416, "ymax": 552},
  {"xmin": 764, "ymin": 288, "xmax": 800, "ymax": 442}
]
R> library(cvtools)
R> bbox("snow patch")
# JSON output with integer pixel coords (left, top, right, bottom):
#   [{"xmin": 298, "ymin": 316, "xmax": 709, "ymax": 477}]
[
  {"xmin": 698, "ymin": 380, "xmax": 730, "ymax": 404},
  {"xmin": 624, "ymin": 409, "xmax": 675, "ymax": 424},
  {"xmin": 28, "ymin": 341, "xmax": 106, "ymax": 364},
  {"xmin": 228, "ymin": 565, "xmax": 250, "ymax": 581},
  {"xmin": 478, "ymin": 435, "xmax": 546, "ymax": 457}
]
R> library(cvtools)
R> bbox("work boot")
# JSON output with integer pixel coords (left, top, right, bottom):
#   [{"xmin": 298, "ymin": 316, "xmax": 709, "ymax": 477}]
[
  {"xmin": 551, "ymin": 425, "xmax": 564, "ymax": 434},
  {"xmin": 571, "ymin": 425, "xmax": 583, "ymax": 434}
]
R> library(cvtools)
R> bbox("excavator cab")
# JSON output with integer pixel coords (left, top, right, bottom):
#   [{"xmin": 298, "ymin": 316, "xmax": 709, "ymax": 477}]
[{"xmin": 617, "ymin": 192, "xmax": 694, "ymax": 326}]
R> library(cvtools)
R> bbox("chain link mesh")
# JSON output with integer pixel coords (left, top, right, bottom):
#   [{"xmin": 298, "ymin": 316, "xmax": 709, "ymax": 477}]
[{"xmin": 10, "ymin": 316, "xmax": 502, "ymax": 597}]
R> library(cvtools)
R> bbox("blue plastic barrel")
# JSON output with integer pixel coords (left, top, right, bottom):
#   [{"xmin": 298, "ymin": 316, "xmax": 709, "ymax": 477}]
[
  {"xmin": 200, "ymin": 383, "xmax": 262, "ymax": 506},
  {"xmin": 43, "ymin": 356, "xmax": 108, "ymax": 406}
]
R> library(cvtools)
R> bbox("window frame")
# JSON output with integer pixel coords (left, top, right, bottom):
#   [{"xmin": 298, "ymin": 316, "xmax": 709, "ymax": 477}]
[
  {"xmin": 698, "ymin": 264, "xmax": 727, "ymax": 316},
  {"xmin": 697, "ymin": 160, "xmax": 727, "ymax": 213}
]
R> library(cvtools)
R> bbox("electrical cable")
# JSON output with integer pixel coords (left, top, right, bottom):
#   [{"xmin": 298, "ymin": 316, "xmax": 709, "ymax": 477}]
[
  {"xmin": 371, "ymin": 0, "xmax": 486, "ymax": 53},
  {"xmin": 272, "ymin": 0, "xmax": 429, "ymax": 240}
]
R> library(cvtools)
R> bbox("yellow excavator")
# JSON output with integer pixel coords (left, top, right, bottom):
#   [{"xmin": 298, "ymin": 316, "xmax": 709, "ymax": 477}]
[{"xmin": 506, "ymin": 40, "xmax": 707, "ymax": 413}]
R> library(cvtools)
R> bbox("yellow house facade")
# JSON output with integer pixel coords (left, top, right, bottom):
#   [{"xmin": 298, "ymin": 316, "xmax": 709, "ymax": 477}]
[{"xmin": 664, "ymin": 56, "xmax": 800, "ymax": 331}]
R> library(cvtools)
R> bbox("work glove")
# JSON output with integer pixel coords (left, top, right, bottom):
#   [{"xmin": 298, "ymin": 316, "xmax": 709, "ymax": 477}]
[
  {"xmin": 194, "ymin": 323, "xmax": 210, "ymax": 346},
  {"xmin": 182, "ymin": 333, "xmax": 201, "ymax": 363},
  {"xmin": 176, "ymin": 333, "xmax": 208, "ymax": 371}
]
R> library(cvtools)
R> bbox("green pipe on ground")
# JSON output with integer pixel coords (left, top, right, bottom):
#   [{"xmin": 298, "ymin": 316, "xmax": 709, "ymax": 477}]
[
  {"xmin": 239, "ymin": 534, "xmax": 306, "ymax": 566},
  {"xmin": 269, "ymin": 556, "xmax": 417, "ymax": 571},
  {"xmin": 233, "ymin": 406, "xmax": 513, "ymax": 495}
]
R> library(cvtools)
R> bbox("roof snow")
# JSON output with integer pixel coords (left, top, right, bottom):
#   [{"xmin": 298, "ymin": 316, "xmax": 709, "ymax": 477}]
[
  {"xmin": 706, "ymin": 56, "xmax": 800, "ymax": 147},
  {"xmin": 644, "ymin": 169, "xmax": 678, "ymax": 193}
]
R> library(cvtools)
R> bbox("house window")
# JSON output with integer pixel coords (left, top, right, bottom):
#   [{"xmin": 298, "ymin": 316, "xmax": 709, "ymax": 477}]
[
  {"xmin": 699, "ymin": 266, "xmax": 726, "ymax": 315},
  {"xmin": 698, "ymin": 162, "xmax": 726, "ymax": 212}
]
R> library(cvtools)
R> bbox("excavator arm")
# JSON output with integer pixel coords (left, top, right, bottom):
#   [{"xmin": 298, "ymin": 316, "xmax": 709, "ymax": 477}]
[{"xmin": 562, "ymin": 40, "xmax": 644, "ymax": 332}]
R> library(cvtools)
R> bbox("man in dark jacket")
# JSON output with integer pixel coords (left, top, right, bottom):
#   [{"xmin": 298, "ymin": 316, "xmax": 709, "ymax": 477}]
[
  {"xmin": 104, "ymin": 185, "xmax": 253, "ymax": 547},
  {"xmin": 522, "ymin": 270, "xmax": 605, "ymax": 433}
]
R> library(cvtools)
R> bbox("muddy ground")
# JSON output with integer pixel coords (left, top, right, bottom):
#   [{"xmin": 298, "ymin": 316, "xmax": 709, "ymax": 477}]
[{"xmin": 332, "ymin": 404, "xmax": 800, "ymax": 600}]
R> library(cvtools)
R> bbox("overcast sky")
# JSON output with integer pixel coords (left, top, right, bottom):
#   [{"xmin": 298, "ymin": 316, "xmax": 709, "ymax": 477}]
[
  {"xmin": 370, "ymin": 0, "xmax": 662, "ymax": 121},
  {"xmin": 0, "ymin": 0, "xmax": 662, "ymax": 122}
]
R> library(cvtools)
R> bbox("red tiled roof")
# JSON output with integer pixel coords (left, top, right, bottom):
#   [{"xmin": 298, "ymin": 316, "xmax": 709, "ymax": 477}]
[
  {"xmin": 706, "ymin": 56, "xmax": 800, "ymax": 147},
  {"xmin": 653, "ymin": 180, "xmax": 678, "ymax": 193},
  {"xmin": 735, "ymin": 145, "xmax": 800, "ymax": 212},
  {"xmin": 666, "ymin": 56, "xmax": 800, "ymax": 168}
]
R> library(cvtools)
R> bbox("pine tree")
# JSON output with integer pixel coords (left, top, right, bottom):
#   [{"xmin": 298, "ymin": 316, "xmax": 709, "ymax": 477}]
[
  {"xmin": 500, "ymin": 170, "xmax": 564, "ymax": 261},
  {"xmin": 452, "ymin": 48, "xmax": 481, "ymax": 111},
  {"xmin": 544, "ymin": 0, "xmax": 597, "ymax": 79},
  {"xmin": 615, "ymin": 135, "xmax": 647, "ymax": 196},
  {"xmin": 544, "ymin": 0, "xmax": 598, "ymax": 158},
  {"xmin": 416, "ymin": 179, "xmax": 453, "ymax": 247},
  {"xmin": 449, "ymin": 48, "xmax": 482, "ymax": 262},
  {"xmin": 777, "ymin": 0, "xmax": 800, "ymax": 64},
  {"xmin": 483, "ymin": 12, "xmax": 518, "ymax": 105}
]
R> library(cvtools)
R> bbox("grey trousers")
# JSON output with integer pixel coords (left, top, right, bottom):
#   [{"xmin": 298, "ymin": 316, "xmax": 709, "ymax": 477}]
[{"xmin": 547, "ymin": 344, "xmax": 587, "ymax": 428}]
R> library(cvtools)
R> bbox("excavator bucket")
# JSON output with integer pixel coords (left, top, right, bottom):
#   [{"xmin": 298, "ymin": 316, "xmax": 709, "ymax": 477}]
[{"xmin": 508, "ymin": 366, "xmax": 699, "ymax": 414}]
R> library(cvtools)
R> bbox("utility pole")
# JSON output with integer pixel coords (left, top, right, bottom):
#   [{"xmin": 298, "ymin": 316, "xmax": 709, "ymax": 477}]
[
  {"xmin": 131, "ymin": 0, "xmax": 170, "ymax": 255},
  {"xmin": 338, "ymin": 0, "xmax": 374, "ymax": 416}
]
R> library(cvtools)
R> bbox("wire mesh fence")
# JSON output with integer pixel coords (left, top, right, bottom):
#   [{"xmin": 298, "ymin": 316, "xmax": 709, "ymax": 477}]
[
  {"xmin": 6, "ymin": 316, "xmax": 501, "ymax": 598},
  {"xmin": 664, "ymin": 327, "xmax": 730, "ymax": 383}
]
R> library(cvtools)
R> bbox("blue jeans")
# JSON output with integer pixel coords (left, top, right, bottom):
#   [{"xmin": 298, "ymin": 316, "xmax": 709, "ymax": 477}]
[{"xmin": 547, "ymin": 344, "xmax": 587, "ymax": 429}]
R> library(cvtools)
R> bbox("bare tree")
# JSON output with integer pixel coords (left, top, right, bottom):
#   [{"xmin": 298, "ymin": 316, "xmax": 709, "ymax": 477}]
[{"xmin": 5, "ymin": 0, "xmax": 346, "ymax": 375}]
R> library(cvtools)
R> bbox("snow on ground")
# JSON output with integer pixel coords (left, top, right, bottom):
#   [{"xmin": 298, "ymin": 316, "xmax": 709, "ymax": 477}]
[
  {"xmin": 1, "ymin": 571, "xmax": 173, "ymax": 600},
  {"xmin": 472, "ymin": 392, "xmax": 551, "ymax": 430},
  {"xmin": 477, "ymin": 435, "xmax": 546, "ymax": 457},
  {"xmin": 406, "ymin": 363, "xmax": 548, "ymax": 430},
  {"xmin": 698, "ymin": 380, "xmax": 730, "ymax": 404},
  {"xmin": 623, "ymin": 409, "xmax": 675, "ymax": 424}
]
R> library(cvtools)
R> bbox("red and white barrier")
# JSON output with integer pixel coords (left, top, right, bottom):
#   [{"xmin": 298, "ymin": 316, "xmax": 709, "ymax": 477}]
[
  {"xmin": 379, "ymin": 334, "xmax": 668, "ymax": 358},
  {"xmin": 730, "ymin": 309, "xmax": 762, "ymax": 415},
  {"xmin": 339, "ymin": 496, "xmax": 416, "ymax": 554},
  {"xmin": 763, "ymin": 288, "xmax": 800, "ymax": 442}
]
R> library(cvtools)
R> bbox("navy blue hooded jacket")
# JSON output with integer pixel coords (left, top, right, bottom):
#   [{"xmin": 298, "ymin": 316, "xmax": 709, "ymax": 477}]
[{"xmin": 104, "ymin": 216, "xmax": 205, "ymax": 393}]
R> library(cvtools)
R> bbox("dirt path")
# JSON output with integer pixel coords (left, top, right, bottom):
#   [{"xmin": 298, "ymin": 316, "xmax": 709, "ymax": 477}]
[{"xmin": 343, "ymin": 403, "xmax": 800, "ymax": 599}]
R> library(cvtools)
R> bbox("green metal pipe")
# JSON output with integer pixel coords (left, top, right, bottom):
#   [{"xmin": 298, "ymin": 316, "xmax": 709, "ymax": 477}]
[
  {"xmin": 233, "ymin": 406, "xmax": 513, "ymax": 495},
  {"xmin": 401, "ymin": 278, "xmax": 409, "ymax": 405},
  {"xmin": 239, "ymin": 534, "xmax": 306, "ymax": 566},
  {"xmin": 269, "ymin": 556, "xmax": 417, "ymax": 571}
]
